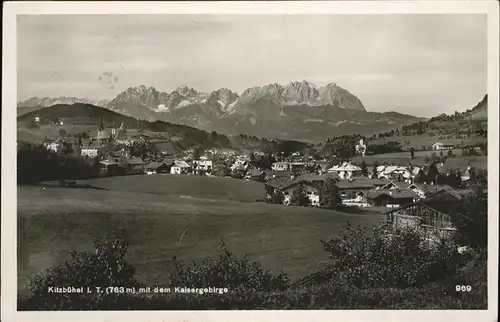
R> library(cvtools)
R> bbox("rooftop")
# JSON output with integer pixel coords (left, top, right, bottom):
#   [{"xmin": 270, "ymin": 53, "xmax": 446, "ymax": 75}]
[
  {"xmin": 367, "ymin": 189, "xmax": 419, "ymax": 200},
  {"xmin": 335, "ymin": 180, "xmax": 376, "ymax": 190}
]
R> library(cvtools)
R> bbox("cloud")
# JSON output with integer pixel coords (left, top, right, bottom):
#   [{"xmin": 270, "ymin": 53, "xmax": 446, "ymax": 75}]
[{"xmin": 97, "ymin": 71, "xmax": 120, "ymax": 90}]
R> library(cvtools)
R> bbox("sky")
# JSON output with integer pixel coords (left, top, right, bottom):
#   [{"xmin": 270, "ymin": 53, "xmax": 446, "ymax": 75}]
[{"xmin": 17, "ymin": 14, "xmax": 487, "ymax": 116}]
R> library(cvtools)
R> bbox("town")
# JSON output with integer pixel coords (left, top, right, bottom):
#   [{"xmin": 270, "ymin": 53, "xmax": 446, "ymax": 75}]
[{"xmin": 28, "ymin": 114, "xmax": 487, "ymax": 242}]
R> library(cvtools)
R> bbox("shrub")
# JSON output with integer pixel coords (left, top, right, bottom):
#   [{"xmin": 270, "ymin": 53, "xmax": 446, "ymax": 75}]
[
  {"xmin": 319, "ymin": 178, "xmax": 341, "ymax": 209},
  {"xmin": 319, "ymin": 223, "xmax": 467, "ymax": 289},
  {"xmin": 19, "ymin": 229, "xmax": 487, "ymax": 310},
  {"xmin": 19, "ymin": 231, "xmax": 141, "ymax": 310},
  {"xmin": 290, "ymin": 185, "xmax": 311, "ymax": 207},
  {"xmin": 168, "ymin": 238, "xmax": 290, "ymax": 294},
  {"xmin": 270, "ymin": 190, "xmax": 285, "ymax": 204}
]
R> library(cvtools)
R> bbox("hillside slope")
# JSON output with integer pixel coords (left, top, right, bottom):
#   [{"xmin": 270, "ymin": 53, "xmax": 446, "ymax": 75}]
[{"xmin": 17, "ymin": 103, "xmax": 310, "ymax": 153}]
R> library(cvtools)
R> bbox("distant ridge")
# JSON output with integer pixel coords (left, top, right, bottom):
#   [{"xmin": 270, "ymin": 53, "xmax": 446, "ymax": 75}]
[{"xmin": 16, "ymin": 103, "xmax": 311, "ymax": 153}]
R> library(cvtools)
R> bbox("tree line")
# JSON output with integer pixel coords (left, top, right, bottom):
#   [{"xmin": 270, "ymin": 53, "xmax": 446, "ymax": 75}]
[{"xmin": 17, "ymin": 142, "xmax": 101, "ymax": 184}]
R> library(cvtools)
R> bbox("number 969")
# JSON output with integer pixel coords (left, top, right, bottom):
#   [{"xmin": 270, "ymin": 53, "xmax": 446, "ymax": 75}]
[{"xmin": 455, "ymin": 285, "xmax": 472, "ymax": 292}]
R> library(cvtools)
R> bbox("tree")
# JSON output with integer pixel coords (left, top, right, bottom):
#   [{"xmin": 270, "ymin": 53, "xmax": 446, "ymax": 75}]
[
  {"xmin": 290, "ymin": 185, "xmax": 311, "ymax": 207},
  {"xmin": 249, "ymin": 152, "xmax": 257, "ymax": 168},
  {"xmin": 414, "ymin": 169, "xmax": 426, "ymax": 184},
  {"xmin": 427, "ymin": 163, "xmax": 439, "ymax": 185},
  {"xmin": 430, "ymin": 152, "xmax": 439, "ymax": 163},
  {"xmin": 452, "ymin": 187, "xmax": 487, "ymax": 250},
  {"xmin": 320, "ymin": 178, "xmax": 342, "ymax": 209},
  {"xmin": 360, "ymin": 160, "xmax": 368, "ymax": 177},
  {"xmin": 271, "ymin": 190, "xmax": 285, "ymax": 205},
  {"xmin": 372, "ymin": 161, "xmax": 379, "ymax": 177},
  {"xmin": 410, "ymin": 147, "xmax": 415, "ymax": 159}
]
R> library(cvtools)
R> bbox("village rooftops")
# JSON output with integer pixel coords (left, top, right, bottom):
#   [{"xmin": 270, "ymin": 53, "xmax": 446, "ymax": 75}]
[
  {"xmin": 173, "ymin": 160, "xmax": 191, "ymax": 168},
  {"xmin": 426, "ymin": 188, "xmax": 474, "ymax": 200},
  {"xmin": 126, "ymin": 157, "xmax": 145, "ymax": 165},
  {"xmin": 367, "ymin": 189, "xmax": 419, "ymax": 200},
  {"xmin": 295, "ymin": 173, "xmax": 337, "ymax": 183},
  {"xmin": 99, "ymin": 160, "xmax": 121, "ymax": 166},
  {"xmin": 365, "ymin": 177, "xmax": 390, "ymax": 186},
  {"xmin": 335, "ymin": 180, "xmax": 376, "ymax": 190},
  {"xmin": 145, "ymin": 161, "xmax": 167, "ymax": 170},
  {"xmin": 386, "ymin": 198, "xmax": 462, "ymax": 218},
  {"xmin": 421, "ymin": 184, "xmax": 454, "ymax": 195},
  {"xmin": 380, "ymin": 181, "xmax": 413, "ymax": 190},
  {"xmin": 328, "ymin": 162, "xmax": 361, "ymax": 172}
]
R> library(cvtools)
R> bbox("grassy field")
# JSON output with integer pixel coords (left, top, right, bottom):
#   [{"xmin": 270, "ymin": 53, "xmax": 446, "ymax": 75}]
[
  {"xmin": 80, "ymin": 174, "xmax": 267, "ymax": 202},
  {"xmin": 17, "ymin": 175, "xmax": 385, "ymax": 296}
]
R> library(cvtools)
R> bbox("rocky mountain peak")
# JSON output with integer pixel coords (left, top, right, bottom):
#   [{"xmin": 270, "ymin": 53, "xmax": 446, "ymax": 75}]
[
  {"xmin": 283, "ymin": 80, "xmax": 319, "ymax": 103},
  {"xmin": 175, "ymin": 85, "xmax": 198, "ymax": 97}
]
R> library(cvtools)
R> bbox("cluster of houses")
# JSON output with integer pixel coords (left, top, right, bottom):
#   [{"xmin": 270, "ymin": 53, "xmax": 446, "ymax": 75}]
[{"xmin": 263, "ymin": 159, "xmax": 476, "ymax": 239}]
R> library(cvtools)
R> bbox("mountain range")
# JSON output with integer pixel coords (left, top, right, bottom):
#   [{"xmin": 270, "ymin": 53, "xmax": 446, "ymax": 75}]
[{"xmin": 18, "ymin": 81, "xmax": 424, "ymax": 142}]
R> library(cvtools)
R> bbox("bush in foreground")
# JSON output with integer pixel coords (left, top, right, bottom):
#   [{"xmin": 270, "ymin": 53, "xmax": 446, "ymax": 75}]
[
  {"xmin": 19, "ymin": 226, "xmax": 487, "ymax": 310},
  {"xmin": 319, "ymin": 222, "xmax": 468, "ymax": 289}
]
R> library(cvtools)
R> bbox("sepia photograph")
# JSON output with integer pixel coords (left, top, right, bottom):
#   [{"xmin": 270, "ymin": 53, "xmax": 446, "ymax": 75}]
[{"xmin": 2, "ymin": 1, "xmax": 499, "ymax": 321}]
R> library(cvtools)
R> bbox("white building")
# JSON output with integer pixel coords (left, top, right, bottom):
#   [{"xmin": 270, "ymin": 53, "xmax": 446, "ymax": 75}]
[
  {"xmin": 432, "ymin": 142, "xmax": 454, "ymax": 150},
  {"xmin": 355, "ymin": 139, "xmax": 367, "ymax": 157},
  {"xmin": 170, "ymin": 160, "xmax": 192, "ymax": 175},
  {"xmin": 46, "ymin": 142, "xmax": 59, "ymax": 153},
  {"xmin": 193, "ymin": 159, "xmax": 213, "ymax": 171},
  {"xmin": 327, "ymin": 162, "xmax": 362, "ymax": 180},
  {"xmin": 272, "ymin": 162, "xmax": 290, "ymax": 171},
  {"xmin": 81, "ymin": 147, "xmax": 99, "ymax": 158},
  {"xmin": 281, "ymin": 182, "xmax": 321, "ymax": 207}
]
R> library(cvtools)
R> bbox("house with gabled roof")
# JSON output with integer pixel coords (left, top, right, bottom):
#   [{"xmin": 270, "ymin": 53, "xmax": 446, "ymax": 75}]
[
  {"xmin": 386, "ymin": 199, "xmax": 457, "ymax": 239},
  {"xmin": 367, "ymin": 189, "xmax": 419, "ymax": 208},
  {"xmin": 99, "ymin": 159, "xmax": 123, "ymax": 176},
  {"xmin": 334, "ymin": 179, "xmax": 375, "ymax": 206},
  {"xmin": 245, "ymin": 169, "xmax": 264, "ymax": 181},
  {"xmin": 145, "ymin": 161, "xmax": 170, "ymax": 175},
  {"xmin": 426, "ymin": 188, "xmax": 474, "ymax": 203},
  {"xmin": 170, "ymin": 160, "xmax": 192, "ymax": 175},
  {"xmin": 125, "ymin": 157, "xmax": 146, "ymax": 174}
]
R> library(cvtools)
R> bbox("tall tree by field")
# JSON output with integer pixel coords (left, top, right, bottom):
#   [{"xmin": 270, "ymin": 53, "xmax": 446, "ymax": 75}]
[
  {"xmin": 372, "ymin": 161, "xmax": 379, "ymax": 177},
  {"xmin": 427, "ymin": 162, "xmax": 439, "ymax": 184},
  {"xmin": 290, "ymin": 185, "xmax": 311, "ymax": 207},
  {"xmin": 319, "ymin": 178, "xmax": 342, "ymax": 209}
]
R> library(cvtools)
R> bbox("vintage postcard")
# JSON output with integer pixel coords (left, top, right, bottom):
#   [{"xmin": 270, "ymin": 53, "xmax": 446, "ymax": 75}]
[{"xmin": 2, "ymin": 1, "xmax": 499, "ymax": 322}]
